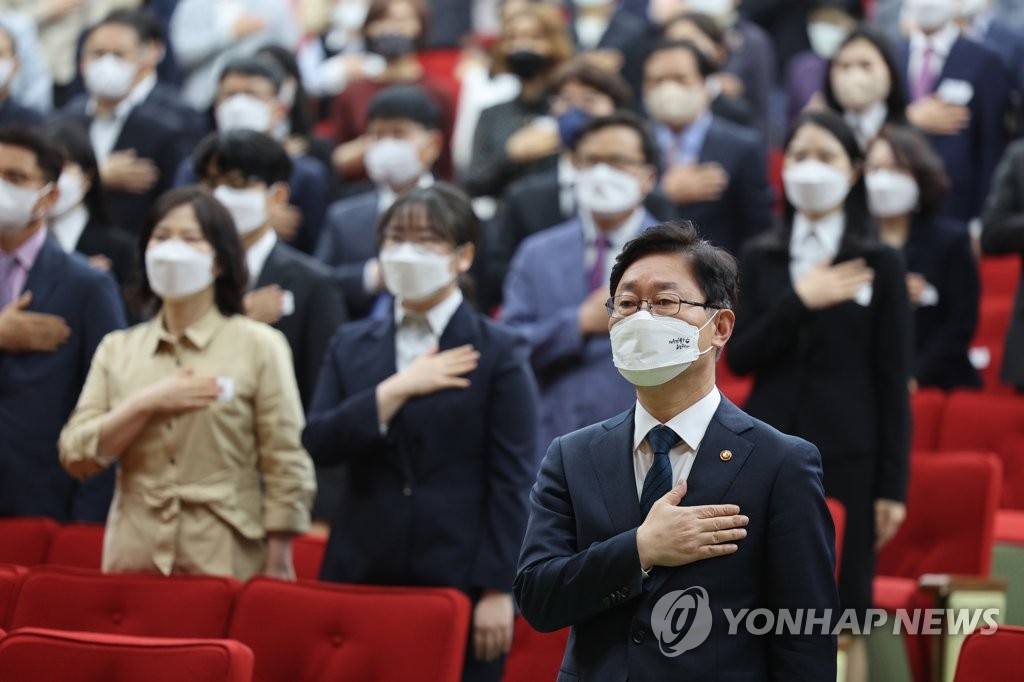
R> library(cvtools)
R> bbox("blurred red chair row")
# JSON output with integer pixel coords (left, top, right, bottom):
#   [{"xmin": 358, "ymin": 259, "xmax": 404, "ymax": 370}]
[
  {"xmin": 954, "ymin": 624, "xmax": 1024, "ymax": 682},
  {"xmin": 979, "ymin": 255, "xmax": 1020, "ymax": 301}
]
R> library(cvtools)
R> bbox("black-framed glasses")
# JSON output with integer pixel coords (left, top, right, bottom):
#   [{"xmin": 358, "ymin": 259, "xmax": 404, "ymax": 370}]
[{"xmin": 606, "ymin": 293, "xmax": 712, "ymax": 318}]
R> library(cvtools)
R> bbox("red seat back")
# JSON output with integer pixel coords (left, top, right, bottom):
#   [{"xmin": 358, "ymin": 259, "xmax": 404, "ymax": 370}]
[
  {"xmin": 0, "ymin": 518, "xmax": 58, "ymax": 566},
  {"xmin": 502, "ymin": 616, "xmax": 569, "ymax": 682},
  {"xmin": 0, "ymin": 564, "xmax": 27, "ymax": 629},
  {"xmin": 937, "ymin": 392, "xmax": 1024, "ymax": 509},
  {"xmin": 972, "ymin": 297, "xmax": 1014, "ymax": 349},
  {"xmin": 911, "ymin": 389, "xmax": 946, "ymax": 451},
  {"xmin": 0, "ymin": 627, "xmax": 253, "ymax": 682},
  {"xmin": 877, "ymin": 452, "xmax": 1001, "ymax": 579},
  {"xmin": 826, "ymin": 497, "xmax": 846, "ymax": 579},
  {"xmin": 953, "ymin": 625, "xmax": 1024, "ymax": 682},
  {"xmin": 9, "ymin": 567, "xmax": 239, "ymax": 638},
  {"xmin": 45, "ymin": 523, "xmax": 104, "ymax": 569},
  {"xmin": 229, "ymin": 578, "xmax": 471, "ymax": 682},
  {"xmin": 292, "ymin": 534, "xmax": 326, "ymax": 581},
  {"xmin": 979, "ymin": 256, "xmax": 1021, "ymax": 300}
]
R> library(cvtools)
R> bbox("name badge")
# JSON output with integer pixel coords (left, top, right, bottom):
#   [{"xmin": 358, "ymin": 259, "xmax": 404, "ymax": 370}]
[
  {"xmin": 937, "ymin": 79, "xmax": 974, "ymax": 106},
  {"xmin": 280, "ymin": 290, "xmax": 295, "ymax": 317},
  {"xmin": 854, "ymin": 283, "xmax": 873, "ymax": 307}
]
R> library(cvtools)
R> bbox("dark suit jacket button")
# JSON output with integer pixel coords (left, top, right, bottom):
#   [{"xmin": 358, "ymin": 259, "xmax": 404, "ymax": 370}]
[
  {"xmin": 632, "ymin": 628, "xmax": 645, "ymax": 644},
  {"xmin": 621, "ymin": 587, "xmax": 630, "ymax": 597}
]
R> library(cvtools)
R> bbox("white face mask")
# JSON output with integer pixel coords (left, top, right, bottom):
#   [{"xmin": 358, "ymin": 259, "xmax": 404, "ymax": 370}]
[
  {"xmin": 866, "ymin": 169, "xmax": 920, "ymax": 218},
  {"xmin": 687, "ymin": 0, "xmax": 732, "ymax": 18},
  {"xmin": 0, "ymin": 58, "xmax": 15, "ymax": 90},
  {"xmin": 783, "ymin": 160, "xmax": 852, "ymax": 215},
  {"xmin": 905, "ymin": 0, "xmax": 956, "ymax": 31},
  {"xmin": 83, "ymin": 54, "xmax": 138, "ymax": 101},
  {"xmin": 960, "ymin": 0, "xmax": 989, "ymax": 17},
  {"xmin": 611, "ymin": 310, "xmax": 718, "ymax": 387},
  {"xmin": 365, "ymin": 138, "xmax": 425, "ymax": 190},
  {"xmin": 332, "ymin": 1, "xmax": 369, "ymax": 31},
  {"xmin": 646, "ymin": 81, "xmax": 708, "ymax": 129},
  {"xmin": 50, "ymin": 168, "xmax": 87, "ymax": 219},
  {"xmin": 575, "ymin": 163, "xmax": 643, "ymax": 216},
  {"xmin": 216, "ymin": 94, "xmax": 273, "ymax": 133},
  {"xmin": 145, "ymin": 239, "xmax": 216, "ymax": 301},
  {"xmin": 807, "ymin": 22, "xmax": 850, "ymax": 59},
  {"xmin": 213, "ymin": 186, "xmax": 268, "ymax": 235},
  {"xmin": 0, "ymin": 179, "xmax": 50, "ymax": 234},
  {"xmin": 379, "ymin": 242, "xmax": 456, "ymax": 302}
]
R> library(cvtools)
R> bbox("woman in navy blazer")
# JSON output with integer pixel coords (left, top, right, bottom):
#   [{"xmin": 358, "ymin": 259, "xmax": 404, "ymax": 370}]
[
  {"xmin": 727, "ymin": 111, "xmax": 913, "ymax": 682},
  {"xmin": 303, "ymin": 183, "xmax": 539, "ymax": 682},
  {"xmin": 865, "ymin": 124, "xmax": 981, "ymax": 390}
]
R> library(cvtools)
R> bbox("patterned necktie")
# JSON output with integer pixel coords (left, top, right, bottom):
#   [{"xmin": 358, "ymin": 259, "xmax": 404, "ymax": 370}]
[
  {"xmin": 589, "ymin": 234, "xmax": 609, "ymax": 292},
  {"xmin": 914, "ymin": 45, "xmax": 936, "ymax": 101},
  {"xmin": 640, "ymin": 425, "xmax": 683, "ymax": 517}
]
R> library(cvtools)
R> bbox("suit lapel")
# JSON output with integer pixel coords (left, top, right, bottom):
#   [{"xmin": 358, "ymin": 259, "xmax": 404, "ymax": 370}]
[
  {"xmin": 437, "ymin": 301, "xmax": 478, "ymax": 351},
  {"xmin": 937, "ymin": 36, "xmax": 966, "ymax": 85},
  {"xmin": 698, "ymin": 121, "xmax": 724, "ymax": 165},
  {"xmin": 21, "ymin": 238, "xmax": 63, "ymax": 311},
  {"xmin": 589, "ymin": 409, "xmax": 643, "ymax": 534},
  {"xmin": 256, "ymin": 242, "xmax": 288, "ymax": 290}
]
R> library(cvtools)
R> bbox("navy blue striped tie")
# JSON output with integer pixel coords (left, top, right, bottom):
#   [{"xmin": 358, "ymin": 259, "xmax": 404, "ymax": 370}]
[{"xmin": 640, "ymin": 425, "xmax": 682, "ymax": 518}]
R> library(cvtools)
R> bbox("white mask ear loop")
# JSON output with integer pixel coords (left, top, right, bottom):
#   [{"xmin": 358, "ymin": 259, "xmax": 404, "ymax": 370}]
[{"xmin": 696, "ymin": 309, "xmax": 720, "ymax": 356}]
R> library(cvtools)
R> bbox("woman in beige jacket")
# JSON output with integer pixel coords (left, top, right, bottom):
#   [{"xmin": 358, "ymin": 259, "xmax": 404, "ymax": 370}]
[{"xmin": 60, "ymin": 186, "xmax": 316, "ymax": 581}]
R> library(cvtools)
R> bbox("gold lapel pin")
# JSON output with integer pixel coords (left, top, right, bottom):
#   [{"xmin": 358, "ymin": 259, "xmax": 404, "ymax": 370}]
[{"xmin": 720, "ymin": 450, "xmax": 733, "ymax": 462}]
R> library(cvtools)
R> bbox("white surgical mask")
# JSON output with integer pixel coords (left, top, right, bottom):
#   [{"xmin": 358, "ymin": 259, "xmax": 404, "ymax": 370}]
[
  {"xmin": 687, "ymin": 0, "xmax": 732, "ymax": 18},
  {"xmin": 0, "ymin": 179, "xmax": 50, "ymax": 234},
  {"xmin": 807, "ymin": 22, "xmax": 850, "ymax": 59},
  {"xmin": 213, "ymin": 186, "xmax": 268, "ymax": 235},
  {"xmin": 783, "ymin": 160, "xmax": 851, "ymax": 215},
  {"xmin": 575, "ymin": 164, "xmax": 643, "ymax": 216},
  {"xmin": 332, "ymin": 1, "xmax": 368, "ymax": 31},
  {"xmin": 216, "ymin": 94, "xmax": 273, "ymax": 133},
  {"xmin": 959, "ymin": 0, "xmax": 989, "ymax": 17},
  {"xmin": 905, "ymin": 0, "xmax": 956, "ymax": 31},
  {"xmin": 379, "ymin": 242, "xmax": 456, "ymax": 302},
  {"xmin": 83, "ymin": 54, "xmax": 138, "ymax": 101},
  {"xmin": 365, "ymin": 138, "xmax": 424, "ymax": 190},
  {"xmin": 145, "ymin": 240, "xmax": 215, "ymax": 300},
  {"xmin": 50, "ymin": 168, "xmax": 87, "ymax": 219},
  {"xmin": 645, "ymin": 81, "xmax": 708, "ymax": 129},
  {"xmin": 866, "ymin": 169, "xmax": 920, "ymax": 218},
  {"xmin": 0, "ymin": 58, "xmax": 14, "ymax": 90},
  {"xmin": 611, "ymin": 310, "xmax": 718, "ymax": 387}
]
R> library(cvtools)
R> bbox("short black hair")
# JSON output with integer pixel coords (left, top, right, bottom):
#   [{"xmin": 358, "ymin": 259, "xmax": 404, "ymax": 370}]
[
  {"xmin": 217, "ymin": 58, "xmax": 284, "ymax": 94},
  {"xmin": 550, "ymin": 59, "xmax": 633, "ymax": 110},
  {"xmin": 45, "ymin": 121, "xmax": 113, "ymax": 225},
  {"xmin": 194, "ymin": 130, "xmax": 293, "ymax": 187},
  {"xmin": 366, "ymin": 85, "xmax": 441, "ymax": 130},
  {"xmin": 89, "ymin": 10, "xmax": 151, "ymax": 45},
  {"xmin": 377, "ymin": 182, "xmax": 479, "ymax": 248},
  {"xmin": 644, "ymin": 39, "xmax": 716, "ymax": 80},
  {"xmin": 573, "ymin": 110, "xmax": 659, "ymax": 167},
  {"xmin": 135, "ymin": 187, "xmax": 248, "ymax": 316},
  {"xmin": 0, "ymin": 126, "xmax": 65, "ymax": 184},
  {"xmin": 103, "ymin": 8, "xmax": 163, "ymax": 44},
  {"xmin": 610, "ymin": 221, "xmax": 739, "ymax": 310},
  {"xmin": 662, "ymin": 12, "xmax": 726, "ymax": 49},
  {"xmin": 824, "ymin": 25, "xmax": 907, "ymax": 120}
]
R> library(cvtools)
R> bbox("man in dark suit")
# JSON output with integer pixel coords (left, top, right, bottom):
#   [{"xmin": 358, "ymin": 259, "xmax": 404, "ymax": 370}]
[
  {"xmin": 502, "ymin": 112, "xmax": 663, "ymax": 461},
  {"xmin": 901, "ymin": 0, "xmax": 1011, "ymax": 223},
  {"xmin": 56, "ymin": 13, "xmax": 191, "ymax": 235},
  {"xmin": 0, "ymin": 24, "xmax": 43, "ymax": 128},
  {"xmin": 644, "ymin": 40, "xmax": 773, "ymax": 256},
  {"xmin": 567, "ymin": 0, "xmax": 649, "ymax": 99},
  {"xmin": 198, "ymin": 129, "xmax": 348, "ymax": 518},
  {"xmin": 315, "ymin": 85, "xmax": 444, "ymax": 320},
  {"xmin": 515, "ymin": 222, "xmax": 839, "ymax": 680},
  {"xmin": 0, "ymin": 127, "xmax": 125, "ymax": 521}
]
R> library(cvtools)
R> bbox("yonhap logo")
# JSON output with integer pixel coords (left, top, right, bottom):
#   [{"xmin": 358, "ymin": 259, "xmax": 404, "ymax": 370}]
[{"xmin": 651, "ymin": 587, "xmax": 713, "ymax": 657}]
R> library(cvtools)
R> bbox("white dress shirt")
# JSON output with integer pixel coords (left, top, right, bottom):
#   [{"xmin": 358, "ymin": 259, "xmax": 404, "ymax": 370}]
[
  {"xmin": 557, "ymin": 154, "xmax": 578, "ymax": 218},
  {"xmin": 50, "ymin": 205, "xmax": 89, "ymax": 254},
  {"xmin": 245, "ymin": 228, "xmax": 277, "ymax": 287},
  {"xmin": 844, "ymin": 102, "xmax": 888, "ymax": 149},
  {"xmin": 789, "ymin": 210, "xmax": 844, "ymax": 283},
  {"xmin": 632, "ymin": 388, "xmax": 722, "ymax": 499},
  {"xmin": 908, "ymin": 22, "xmax": 960, "ymax": 96},
  {"xmin": 393, "ymin": 288, "xmax": 463, "ymax": 373},
  {"xmin": 581, "ymin": 207, "xmax": 645, "ymax": 289}
]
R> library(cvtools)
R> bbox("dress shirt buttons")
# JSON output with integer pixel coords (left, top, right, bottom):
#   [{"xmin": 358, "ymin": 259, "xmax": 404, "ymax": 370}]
[{"xmin": 631, "ymin": 628, "xmax": 646, "ymax": 645}]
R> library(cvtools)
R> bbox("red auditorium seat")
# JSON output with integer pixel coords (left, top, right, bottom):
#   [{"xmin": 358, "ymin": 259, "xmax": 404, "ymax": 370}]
[
  {"xmin": 9, "ymin": 567, "xmax": 239, "ymax": 638},
  {"xmin": 826, "ymin": 497, "xmax": 846, "ymax": 579},
  {"xmin": 0, "ymin": 518, "xmax": 59, "ymax": 566},
  {"xmin": 953, "ymin": 625, "xmax": 1024, "ymax": 682},
  {"xmin": 979, "ymin": 256, "xmax": 1020, "ymax": 300},
  {"xmin": 502, "ymin": 617, "xmax": 569, "ymax": 682},
  {"xmin": 911, "ymin": 388, "xmax": 946, "ymax": 452},
  {"xmin": 972, "ymin": 297, "xmax": 1013, "ymax": 352},
  {"xmin": 0, "ymin": 627, "xmax": 253, "ymax": 682},
  {"xmin": 229, "ymin": 577, "xmax": 471, "ymax": 682},
  {"xmin": 292, "ymin": 533, "xmax": 326, "ymax": 581},
  {"xmin": 45, "ymin": 523, "xmax": 105, "ymax": 569},
  {"xmin": 0, "ymin": 564, "xmax": 27, "ymax": 629},
  {"xmin": 874, "ymin": 452, "xmax": 1002, "ymax": 682}
]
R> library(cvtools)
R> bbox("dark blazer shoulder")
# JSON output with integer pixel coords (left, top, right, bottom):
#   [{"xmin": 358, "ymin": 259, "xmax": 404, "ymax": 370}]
[
  {"xmin": 328, "ymin": 189, "xmax": 380, "ymax": 219},
  {"xmin": 708, "ymin": 116, "xmax": 762, "ymax": 148}
]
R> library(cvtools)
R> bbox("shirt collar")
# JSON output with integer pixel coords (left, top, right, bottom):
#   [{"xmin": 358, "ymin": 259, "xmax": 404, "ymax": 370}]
[
  {"xmin": 580, "ymin": 206, "xmax": 646, "ymax": 249},
  {"xmin": 394, "ymin": 287, "xmax": 464, "ymax": 337},
  {"xmin": 3, "ymin": 223, "xmax": 49, "ymax": 269},
  {"xmin": 49, "ymin": 205, "xmax": 90, "ymax": 253},
  {"xmin": 654, "ymin": 112, "xmax": 713, "ymax": 155},
  {"xmin": 844, "ymin": 102, "xmax": 888, "ymax": 147},
  {"xmin": 632, "ymin": 387, "xmax": 722, "ymax": 453},
  {"xmin": 128, "ymin": 73, "xmax": 157, "ymax": 106},
  {"xmin": 146, "ymin": 304, "xmax": 227, "ymax": 355},
  {"xmin": 911, "ymin": 21, "xmax": 960, "ymax": 59},
  {"xmin": 558, "ymin": 154, "xmax": 577, "ymax": 187},
  {"xmin": 791, "ymin": 210, "xmax": 845, "ymax": 256},
  {"xmin": 245, "ymin": 228, "xmax": 277, "ymax": 286},
  {"xmin": 377, "ymin": 174, "xmax": 435, "ymax": 214}
]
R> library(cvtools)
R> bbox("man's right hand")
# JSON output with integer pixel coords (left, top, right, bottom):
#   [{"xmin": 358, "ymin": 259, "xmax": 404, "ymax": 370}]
[
  {"xmin": 244, "ymin": 285, "xmax": 286, "ymax": 325},
  {"xmin": 793, "ymin": 258, "xmax": 874, "ymax": 311},
  {"xmin": 660, "ymin": 163, "xmax": 730, "ymax": 205},
  {"xmin": 138, "ymin": 369, "xmax": 221, "ymax": 415},
  {"xmin": 0, "ymin": 292, "xmax": 71, "ymax": 353},
  {"xmin": 906, "ymin": 96, "xmax": 971, "ymax": 136},
  {"xmin": 636, "ymin": 480, "xmax": 748, "ymax": 569},
  {"xmin": 100, "ymin": 150, "xmax": 159, "ymax": 194}
]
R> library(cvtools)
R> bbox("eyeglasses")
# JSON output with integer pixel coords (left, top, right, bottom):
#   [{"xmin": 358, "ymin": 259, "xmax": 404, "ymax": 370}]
[{"xmin": 606, "ymin": 293, "xmax": 712, "ymax": 318}]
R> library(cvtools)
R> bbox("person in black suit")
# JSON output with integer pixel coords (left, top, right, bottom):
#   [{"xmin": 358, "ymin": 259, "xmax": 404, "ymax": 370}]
[
  {"xmin": 315, "ymin": 85, "xmax": 445, "ymax": 320},
  {"xmin": 726, "ymin": 110, "xmax": 912, "ymax": 682},
  {"xmin": 0, "ymin": 24, "xmax": 43, "ymax": 129},
  {"xmin": 643, "ymin": 40, "xmax": 773, "ymax": 256},
  {"xmin": 866, "ymin": 124, "xmax": 981, "ymax": 390},
  {"xmin": 566, "ymin": 0, "xmax": 648, "ymax": 100},
  {"xmin": 304, "ymin": 183, "xmax": 539, "ymax": 682},
  {"xmin": 196, "ymin": 130, "xmax": 348, "ymax": 519},
  {"xmin": 56, "ymin": 13, "xmax": 192, "ymax": 236},
  {"xmin": 44, "ymin": 122, "xmax": 136, "ymax": 298},
  {"xmin": 981, "ymin": 139, "xmax": 1024, "ymax": 392}
]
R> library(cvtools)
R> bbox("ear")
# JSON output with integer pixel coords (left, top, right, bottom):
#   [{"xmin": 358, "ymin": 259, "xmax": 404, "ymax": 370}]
[
  {"xmin": 268, "ymin": 181, "xmax": 290, "ymax": 208},
  {"xmin": 639, "ymin": 164, "xmax": 657, "ymax": 197},
  {"xmin": 849, "ymin": 161, "xmax": 862, "ymax": 187},
  {"xmin": 710, "ymin": 308, "xmax": 735, "ymax": 351},
  {"xmin": 36, "ymin": 183, "xmax": 59, "ymax": 215},
  {"xmin": 455, "ymin": 243, "xmax": 475, "ymax": 273},
  {"xmin": 421, "ymin": 129, "xmax": 443, "ymax": 168}
]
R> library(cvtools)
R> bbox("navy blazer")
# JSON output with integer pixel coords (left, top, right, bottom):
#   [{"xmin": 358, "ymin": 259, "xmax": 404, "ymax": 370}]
[
  {"xmin": 303, "ymin": 302, "xmax": 540, "ymax": 594},
  {"xmin": 314, "ymin": 189, "xmax": 380, "ymax": 320},
  {"xmin": 898, "ymin": 36, "xmax": 1010, "ymax": 221},
  {"xmin": 515, "ymin": 398, "xmax": 839, "ymax": 681},
  {"xmin": 668, "ymin": 117, "xmax": 773, "ymax": 256},
  {"xmin": 0, "ymin": 237, "xmax": 126, "ymax": 521},
  {"xmin": 501, "ymin": 211, "xmax": 659, "ymax": 461},
  {"xmin": 0, "ymin": 97, "xmax": 44, "ymax": 127},
  {"xmin": 903, "ymin": 215, "xmax": 981, "ymax": 390}
]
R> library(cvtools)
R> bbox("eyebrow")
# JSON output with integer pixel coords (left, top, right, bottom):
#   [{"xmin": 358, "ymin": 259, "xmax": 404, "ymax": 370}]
[{"xmin": 618, "ymin": 280, "xmax": 681, "ymax": 292}]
